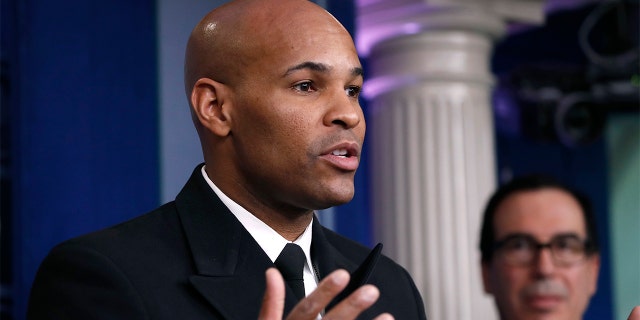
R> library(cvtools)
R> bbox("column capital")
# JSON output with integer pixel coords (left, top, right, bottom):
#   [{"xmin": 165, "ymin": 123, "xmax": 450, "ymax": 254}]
[{"xmin": 356, "ymin": 0, "xmax": 546, "ymax": 56}]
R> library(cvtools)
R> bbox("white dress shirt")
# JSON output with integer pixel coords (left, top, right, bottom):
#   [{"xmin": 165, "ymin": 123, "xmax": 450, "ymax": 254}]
[{"xmin": 200, "ymin": 166, "xmax": 319, "ymax": 297}]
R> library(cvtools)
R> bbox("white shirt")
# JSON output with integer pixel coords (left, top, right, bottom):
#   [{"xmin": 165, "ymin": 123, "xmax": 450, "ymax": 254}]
[{"xmin": 200, "ymin": 166, "xmax": 319, "ymax": 297}]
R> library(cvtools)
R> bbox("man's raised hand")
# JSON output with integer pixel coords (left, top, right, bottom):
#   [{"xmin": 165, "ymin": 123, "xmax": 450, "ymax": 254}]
[{"xmin": 259, "ymin": 268, "xmax": 393, "ymax": 320}]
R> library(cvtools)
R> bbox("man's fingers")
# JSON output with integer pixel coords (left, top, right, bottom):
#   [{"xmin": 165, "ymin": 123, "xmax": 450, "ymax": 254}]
[
  {"xmin": 373, "ymin": 313, "xmax": 394, "ymax": 320},
  {"xmin": 258, "ymin": 268, "xmax": 286, "ymax": 320},
  {"xmin": 628, "ymin": 306, "xmax": 640, "ymax": 320},
  {"xmin": 285, "ymin": 269, "xmax": 350, "ymax": 319},
  {"xmin": 269, "ymin": 268, "xmax": 391, "ymax": 320},
  {"xmin": 322, "ymin": 285, "xmax": 382, "ymax": 320}
]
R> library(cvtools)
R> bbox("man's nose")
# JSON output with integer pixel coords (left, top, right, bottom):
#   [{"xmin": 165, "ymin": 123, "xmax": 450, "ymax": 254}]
[
  {"xmin": 324, "ymin": 90, "xmax": 362, "ymax": 129},
  {"xmin": 533, "ymin": 247, "xmax": 557, "ymax": 276}
]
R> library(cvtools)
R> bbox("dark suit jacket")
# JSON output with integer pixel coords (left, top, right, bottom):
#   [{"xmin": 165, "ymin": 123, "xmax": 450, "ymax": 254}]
[{"xmin": 28, "ymin": 165, "xmax": 427, "ymax": 319}]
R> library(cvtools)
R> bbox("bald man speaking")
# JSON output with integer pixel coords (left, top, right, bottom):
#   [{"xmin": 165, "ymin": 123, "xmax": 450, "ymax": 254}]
[{"xmin": 27, "ymin": 1, "xmax": 427, "ymax": 319}]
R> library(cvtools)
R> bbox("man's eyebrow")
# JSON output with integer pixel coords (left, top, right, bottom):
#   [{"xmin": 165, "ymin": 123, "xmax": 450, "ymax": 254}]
[
  {"xmin": 283, "ymin": 62, "xmax": 364, "ymax": 78},
  {"xmin": 496, "ymin": 232, "xmax": 583, "ymax": 243},
  {"xmin": 351, "ymin": 67, "xmax": 364, "ymax": 77},
  {"xmin": 552, "ymin": 232, "xmax": 583, "ymax": 239},
  {"xmin": 284, "ymin": 62, "xmax": 330, "ymax": 76}
]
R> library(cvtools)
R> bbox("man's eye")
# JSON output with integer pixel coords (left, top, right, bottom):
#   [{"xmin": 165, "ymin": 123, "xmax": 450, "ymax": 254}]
[
  {"xmin": 293, "ymin": 81, "xmax": 314, "ymax": 92},
  {"xmin": 505, "ymin": 238, "xmax": 532, "ymax": 251},
  {"xmin": 553, "ymin": 236, "xmax": 583, "ymax": 253},
  {"xmin": 346, "ymin": 86, "xmax": 361, "ymax": 98}
]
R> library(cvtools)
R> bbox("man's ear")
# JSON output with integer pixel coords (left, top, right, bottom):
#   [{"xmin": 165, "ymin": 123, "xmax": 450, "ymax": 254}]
[
  {"xmin": 190, "ymin": 78, "xmax": 232, "ymax": 137},
  {"xmin": 588, "ymin": 254, "xmax": 601, "ymax": 295}
]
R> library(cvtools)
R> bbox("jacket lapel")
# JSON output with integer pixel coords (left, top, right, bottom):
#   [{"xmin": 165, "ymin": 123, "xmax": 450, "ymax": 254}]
[
  {"xmin": 311, "ymin": 216, "xmax": 387, "ymax": 320},
  {"xmin": 176, "ymin": 165, "xmax": 277, "ymax": 319},
  {"xmin": 310, "ymin": 216, "xmax": 361, "ymax": 312},
  {"xmin": 176, "ymin": 166, "xmax": 342, "ymax": 318},
  {"xmin": 311, "ymin": 216, "xmax": 358, "ymax": 278}
]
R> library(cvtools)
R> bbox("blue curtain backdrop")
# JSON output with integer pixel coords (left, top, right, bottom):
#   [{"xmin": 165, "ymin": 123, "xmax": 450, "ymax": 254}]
[{"xmin": 6, "ymin": 0, "xmax": 159, "ymax": 318}]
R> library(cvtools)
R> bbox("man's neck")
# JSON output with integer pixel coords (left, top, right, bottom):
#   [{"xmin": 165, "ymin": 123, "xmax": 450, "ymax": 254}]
[{"xmin": 252, "ymin": 211, "xmax": 314, "ymax": 242}]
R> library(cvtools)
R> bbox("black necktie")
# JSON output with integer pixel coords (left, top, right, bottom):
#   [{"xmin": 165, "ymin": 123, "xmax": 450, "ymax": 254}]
[{"xmin": 274, "ymin": 243, "xmax": 306, "ymax": 301}]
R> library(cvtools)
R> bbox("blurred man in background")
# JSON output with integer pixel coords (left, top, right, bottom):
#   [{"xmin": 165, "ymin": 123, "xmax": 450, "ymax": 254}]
[{"xmin": 479, "ymin": 175, "xmax": 600, "ymax": 319}]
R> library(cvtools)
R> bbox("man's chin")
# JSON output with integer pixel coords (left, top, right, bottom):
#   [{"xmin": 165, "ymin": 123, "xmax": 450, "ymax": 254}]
[
  {"xmin": 317, "ymin": 184, "xmax": 355, "ymax": 207},
  {"xmin": 314, "ymin": 197, "xmax": 353, "ymax": 210},
  {"xmin": 313, "ymin": 198, "xmax": 353, "ymax": 211},
  {"xmin": 511, "ymin": 301, "xmax": 568, "ymax": 320},
  {"xmin": 526, "ymin": 295, "xmax": 564, "ymax": 311}
]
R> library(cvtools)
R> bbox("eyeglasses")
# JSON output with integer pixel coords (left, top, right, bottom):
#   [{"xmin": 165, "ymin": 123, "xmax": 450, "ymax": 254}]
[{"xmin": 493, "ymin": 234, "xmax": 593, "ymax": 267}]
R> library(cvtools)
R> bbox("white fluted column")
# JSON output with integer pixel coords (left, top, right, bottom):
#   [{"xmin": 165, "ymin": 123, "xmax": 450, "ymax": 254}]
[{"xmin": 357, "ymin": 2, "xmax": 545, "ymax": 319}]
